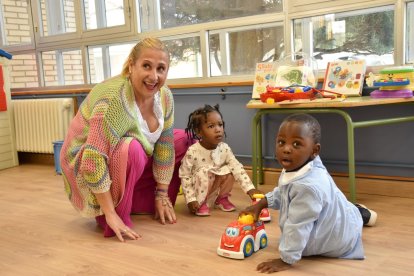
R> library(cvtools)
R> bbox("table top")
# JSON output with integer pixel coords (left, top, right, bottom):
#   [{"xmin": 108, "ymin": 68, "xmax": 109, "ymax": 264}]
[{"xmin": 246, "ymin": 96, "xmax": 414, "ymax": 109}]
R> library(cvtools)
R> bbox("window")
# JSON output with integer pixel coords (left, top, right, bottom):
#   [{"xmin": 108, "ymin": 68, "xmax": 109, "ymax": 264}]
[
  {"xmin": 38, "ymin": 0, "xmax": 77, "ymax": 37},
  {"xmin": 209, "ymin": 23, "xmax": 284, "ymax": 76},
  {"xmin": 139, "ymin": 0, "xmax": 283, "ymax": 31},
  {"xmin": 9, "ymin": 54, "xmax": 39, "ymax": 89},
  {"xmin": 293, "ymin": 6, "xmax": 395, "ymax": 70},
  {"xmin": 0, "ymin": 0, "xmax": 33, "ymax": 47},
  {"xmin": 407, "ymin": 2, "xmax": 414, "ymax": 64},
  {"xmin": 163, "ymin": 36, "xmax": 202, "ymax": 79},
  {"xmin": 82, "ymin": 0, "xmax": 125, "ymax": 30},
  {"xmin": 88, "ymin": 43, "xmax": 134, "ymax": 83},
  {"xmin": 41, "ymin": 49, "xmax": 84, "ymax": 86},
  {"xmin": 2, "ymin": 1, "xmax": 412, "ymax": 90}
]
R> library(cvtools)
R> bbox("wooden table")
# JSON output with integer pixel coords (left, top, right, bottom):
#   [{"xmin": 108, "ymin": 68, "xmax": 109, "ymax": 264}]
[{"xmin": 246, "ymin": 96, "xmax": 414, "ymax": 202}]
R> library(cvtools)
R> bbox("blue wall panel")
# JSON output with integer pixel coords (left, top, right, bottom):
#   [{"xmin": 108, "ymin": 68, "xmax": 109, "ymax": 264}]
[{"xmin": 172, "ymin": 86, "xmax": 414, "ymax": 178}]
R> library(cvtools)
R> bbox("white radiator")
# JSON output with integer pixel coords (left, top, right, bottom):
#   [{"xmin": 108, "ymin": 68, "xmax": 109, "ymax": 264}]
[{"xmin": 12, "ymin": 98, "xmax": 74, "ymax": 153}]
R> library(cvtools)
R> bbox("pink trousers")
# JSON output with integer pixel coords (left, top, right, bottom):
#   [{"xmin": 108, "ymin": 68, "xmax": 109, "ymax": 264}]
[{"xmin": 96, "ymin": 129, "xmax": 190, "ymax": 237}]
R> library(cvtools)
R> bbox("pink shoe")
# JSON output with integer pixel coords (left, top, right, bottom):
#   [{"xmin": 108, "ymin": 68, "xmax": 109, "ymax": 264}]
[
  {"xmin": 196, "ymin": 202, "xmax": 210, "ymax": 216},
  {"xmin": 215, "ymin": 195, "xmax": 236, "ymax": 212}
]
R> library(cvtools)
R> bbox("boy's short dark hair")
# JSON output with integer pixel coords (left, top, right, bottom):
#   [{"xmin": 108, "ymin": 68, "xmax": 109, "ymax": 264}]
[{"xmin": 282, "ymin": 113, "xmax": 321, "ymax": 143}]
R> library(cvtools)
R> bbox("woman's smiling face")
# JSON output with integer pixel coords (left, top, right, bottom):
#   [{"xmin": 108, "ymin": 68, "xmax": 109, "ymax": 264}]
[{"xmin": 129, "ymin": 48, "xmax": 169, "ymax": 100}]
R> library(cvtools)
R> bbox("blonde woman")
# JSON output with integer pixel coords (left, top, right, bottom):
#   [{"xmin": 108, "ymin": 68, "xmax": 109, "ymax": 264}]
[{"xmin": 61, "ymin": 37, "xmax": 189, "ymax": 242}]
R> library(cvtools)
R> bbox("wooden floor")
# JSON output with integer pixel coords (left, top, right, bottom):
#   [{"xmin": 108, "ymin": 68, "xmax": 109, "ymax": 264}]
[{"xmin": 1, "ymin": 164, "xmax": 414, "ymax": 276}]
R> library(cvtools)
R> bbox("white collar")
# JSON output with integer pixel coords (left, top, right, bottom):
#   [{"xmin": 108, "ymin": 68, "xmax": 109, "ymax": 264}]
[{"xmin": 279, "ymin": 161, "xmax": 313, "ymax": 186}]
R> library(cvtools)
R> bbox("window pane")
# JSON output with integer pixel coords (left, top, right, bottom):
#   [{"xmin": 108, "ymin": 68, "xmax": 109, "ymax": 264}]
[
  {"xmin": 88, "ymin": 47, "xmax": 105, "ymax": 83},
  {"xmin": 293, "ymin": 7, "xmax": 394, "ymax": 69},
  {"xmin": 88, "ymin": 43, "xmax": 134, "ymax": 84},
  {"xmin": 407, "ymin": 2, "xmax": 414, "ymax": 63},
  {"xmin": 158, "ymin": 0, "xmax": 282, "ymax": 29},
  {"xmin": 39, "ymin": 0, "xmax": 76, "ymax": 37},
  {"xmin": 0, "ymin": 0, "xmax": 32, "ymax": 46},
  {"xmin": 9, "ymin": 54, "xmax": 39, "ymax": 89},
  {"xmin": 164, "ymin": 37, "xmax": 202, "ymax": 79},
  {"xmin": 210, "ymin": 25, "xmax": 284, "ymax": 76},
  {"xmin": 41, "ymin": 49, "xmax": 83, "ymax": 86},
  {"xmin": 82, "ymin": 0, "xmax": 125, "ymax": 30}
]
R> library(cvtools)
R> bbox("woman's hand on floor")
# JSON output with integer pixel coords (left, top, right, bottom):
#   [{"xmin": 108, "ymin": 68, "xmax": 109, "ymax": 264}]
[
  {"xmin": 105, "ymin": 211, "xmax": 142, "ymax": 242},
  {"xmin": 154, "ymin": 194, "xmax": 177, "ymax": 225}
]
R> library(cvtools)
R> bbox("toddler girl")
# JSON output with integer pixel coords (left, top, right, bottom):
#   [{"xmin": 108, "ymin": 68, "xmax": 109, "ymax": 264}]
[{"xmin": 179, "ymin": 104, "xmax": 261, "ymax": 216}]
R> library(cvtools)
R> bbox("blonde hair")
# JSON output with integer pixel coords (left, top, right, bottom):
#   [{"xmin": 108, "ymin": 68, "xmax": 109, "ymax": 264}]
[{"xmin": 121, "ymin": 37, "xmax": 170, "ymax": 77}]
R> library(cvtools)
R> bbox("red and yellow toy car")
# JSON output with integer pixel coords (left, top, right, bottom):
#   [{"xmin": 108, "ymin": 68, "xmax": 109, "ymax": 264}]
[{"xmin": 217, "ymin": 214, "xmax": 267, "ymax": 259}]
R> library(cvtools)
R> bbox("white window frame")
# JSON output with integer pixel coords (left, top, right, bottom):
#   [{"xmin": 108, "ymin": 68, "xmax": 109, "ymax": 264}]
[
  {"xmin": 4, "ymin": 0, "xmax": 414, "ymax": 89},
  {"xmin": 289, "ymin": 3, "xmax": 403, "ymax": 74},
  {"xmin": 0, "ymin": 0, "xmax": 36, "ymax": 53},
  {"xmin": 39, "ymin": 47, "xmax": 85, "ymax": 86},
  {"xmin": 138, "ymin": 0, "xmax": 161, "ymax": 32},
  {"xmin": 404, "ymin": 0, "xmax": 414, "ymax": 64},
  {"xmin": 32, "ymin": 0, "xmax": 134, "ymax": 47},
  {"xmin": 209, "ymin": 22, "xmax": 285, "ymax": 76}
]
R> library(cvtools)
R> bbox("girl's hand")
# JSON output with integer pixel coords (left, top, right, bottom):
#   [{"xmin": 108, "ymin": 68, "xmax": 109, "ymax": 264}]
[
  {"xmin": 247, "ymin": 188, "xmax": 264, "ymax": 199},
  {"xmin": 187, "ymin": 201, "xmax": 200, "ymax": 214},
  {"xmin": 154, "ymin": 193, "xmax": 177, "ymax": 225},
  {"xmin": 105, "ymin": 211, "xmax": 141, "ymax": 242},
  {"xmin": 257, "ymin": 258, "xmax": 292, "ymax": 273}
]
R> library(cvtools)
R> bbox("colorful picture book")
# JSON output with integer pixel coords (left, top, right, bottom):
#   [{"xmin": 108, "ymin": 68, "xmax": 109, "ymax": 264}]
[
  {"xmin": 322, "ymin": 60, "xmax": 366, "ymax": 96},
  {"xmin": 252, "ymin": 62, "xmax": 318, "ymax": 99},
  {"xmin": 274, "ymin": 65, "xmax": 317, "ymax": 88},
  {"xmin": 252, "ymin": 62, "xmax": 277, "ymax": 99}
]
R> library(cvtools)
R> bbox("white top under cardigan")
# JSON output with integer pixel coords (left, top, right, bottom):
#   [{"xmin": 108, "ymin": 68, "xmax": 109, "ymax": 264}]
[{"xmin": 135, "ymin": 91, "xmax": 164, "ymax": 150}]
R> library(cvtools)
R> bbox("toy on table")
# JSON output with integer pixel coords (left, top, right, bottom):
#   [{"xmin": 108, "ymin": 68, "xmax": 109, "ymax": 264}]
[
  {"xmin": 260, "ymin": 84, "xmax": 345, "ymax": 104},
  {"xmin": 370, "ymin": 66, "xmax": 414, "ymax": 98},
  {"xmin": 252, "ymin": 194, "xmax": 271, "ymax": 222},
  {"xmin": 217, "ymin": 214, "xmax": 267, "ymax": 259}
]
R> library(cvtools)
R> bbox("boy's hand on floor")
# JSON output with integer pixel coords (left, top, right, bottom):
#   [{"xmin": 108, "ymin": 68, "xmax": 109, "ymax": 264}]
[{"xmin": 257, "ymin": 258, "xmax": 292, "ymax": 273}]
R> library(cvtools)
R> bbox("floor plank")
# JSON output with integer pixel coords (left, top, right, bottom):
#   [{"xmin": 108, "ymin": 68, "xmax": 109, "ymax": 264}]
[{"xmin": 1, "ymin": 164, "xmax": 414, "ymax": 275}]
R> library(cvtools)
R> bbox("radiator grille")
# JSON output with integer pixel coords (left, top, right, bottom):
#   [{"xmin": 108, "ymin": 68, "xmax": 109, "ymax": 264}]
[{"xmin": 12, "ymin": 98, "xmax": 74, "ymax": 153}]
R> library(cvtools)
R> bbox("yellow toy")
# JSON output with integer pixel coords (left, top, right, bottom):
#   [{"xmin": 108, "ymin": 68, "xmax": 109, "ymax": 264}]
[
  {"xmin": 373, "ymin": 66, "xmax": 414, "ymax": 91},
  {"xmin": 370, "ymin": 66, "xmax": 414, "ymax": 98},
  {"xmin": 238, "ymin": 213, "xmax": 254, "ymax": 224}
]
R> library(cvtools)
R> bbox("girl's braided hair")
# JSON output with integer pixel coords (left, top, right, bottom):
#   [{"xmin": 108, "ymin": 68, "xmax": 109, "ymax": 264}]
[{"xmin": 185, "ymin": 104, "xmax": 226, "ymax": 141}]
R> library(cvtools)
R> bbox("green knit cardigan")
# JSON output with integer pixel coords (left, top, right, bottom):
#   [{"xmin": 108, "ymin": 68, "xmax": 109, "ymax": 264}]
[{"xmin": 60, "ymin": 75, "xmax": 175, "ymax": 217}]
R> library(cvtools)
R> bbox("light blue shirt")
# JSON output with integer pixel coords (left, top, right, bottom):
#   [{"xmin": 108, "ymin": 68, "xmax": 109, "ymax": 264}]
[{"xmin": 266, "ymin": 156, "xmax": 364, "ymax": 264}]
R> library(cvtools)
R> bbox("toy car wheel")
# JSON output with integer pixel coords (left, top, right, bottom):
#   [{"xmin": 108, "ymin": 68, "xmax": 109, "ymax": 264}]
[
  {"xmin": 259, "ymin": 234, "xmax": 268, "ymax": 249},
  {"xmin": 243, "ymin": 238, "xmax": 254, "ymax": 258}
]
